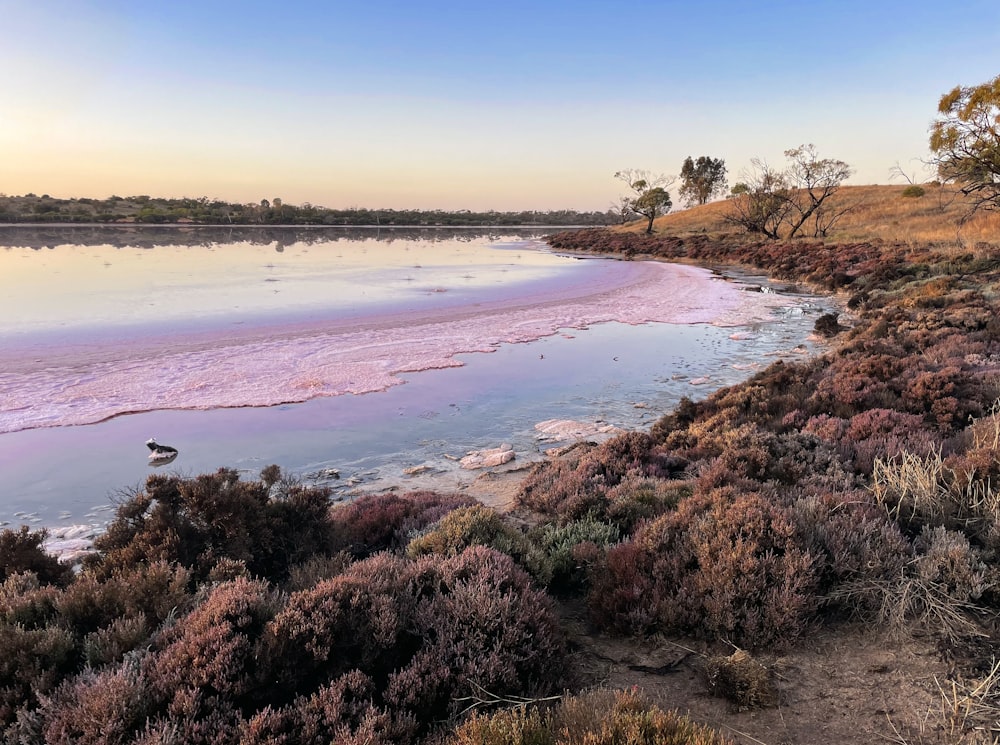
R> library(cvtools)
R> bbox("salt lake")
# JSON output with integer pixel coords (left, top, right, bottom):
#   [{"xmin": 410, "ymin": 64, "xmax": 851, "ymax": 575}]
[{"xmin": 0, "ymin": 226, "xmax": 831, "ymax": 535}]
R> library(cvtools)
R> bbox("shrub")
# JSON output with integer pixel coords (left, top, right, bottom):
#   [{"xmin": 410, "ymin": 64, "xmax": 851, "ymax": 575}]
[
  {"xmin": 240, "ymin": 670, "xmax": 407, "ymax": 745},
  {"xmin": 602, "ymin": 476, "xmax": 689, "ymax": 534},
  {"xmin": 147, "ymin": 577, "xmax": 279, "ymax": 714},
  {"xmin": 703, "ymin": 649, "xmax": 777, "ymax": 710},
  {"xmin": 265, "ymin": 547, "xmax": 565, "ymax": 735},
  {"xmin": 0, "ymin": 572, "xmax": 61, "ymax": 628},
  {"xmin": 264, "ymin": 552, "xmax": 416, "ymax": 697},
  {"xmin": 533, "ymin": 516, "xmax": 621, "ymax": 593},
  {"xmin": 590, "ymin": 491, "xmax": 819, "ymax": 648},
  {"xmin": 0, "ymin": 527, "xmax": 72, "ymax": 586},
  {"xmin": 902, "ymin": 365, "xmax": 982, "ymax": 431},
  {"xmin": 813, "ymin": 312, "xmax": 842, "ymax": 337},
  {"xmin": 384, "ymin": 547, "xmax": 565, "ymax": 723},
  {"xmin": 902, "ymin": 185, "xmax": 926, "ymax": 198},
  {"xmin": 791, "ymin": 492, "xmax": 911, "ymax": 595},
  {"xmin": 0, "ymin": 623, "xmax": 76, "ymax": 728},
  {"xmin": 517, "ymin": 433, "xmax": 662, "ymax": 521},
  {"xmin": 828, "ymin": 526, "xmax": 993, "ymax": 641},
  {"xmin": 330, "ymin": 491, "xmax": 477, "ymax": 557},
  {"xmin": 40, "ymin": 658, "xmax": 152, "ymax": 745},
  {"xmin": 407, "ymin": 505, "xmax": 551, "ymax": 584},
  {"xmin": 92, "ymin": 467, "xmax": 336, "ymax": 582}
]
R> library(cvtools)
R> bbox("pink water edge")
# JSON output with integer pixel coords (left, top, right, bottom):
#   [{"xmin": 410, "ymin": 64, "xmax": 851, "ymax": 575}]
[{"xmin": 0, "ymin": 260, "xmax": 789, "ymax": 434}]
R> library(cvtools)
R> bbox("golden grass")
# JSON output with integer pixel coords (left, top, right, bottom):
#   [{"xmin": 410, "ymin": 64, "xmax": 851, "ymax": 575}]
[{"xmin": 634, "ymin": 184, "xmax": 1000, "ymax": 246}]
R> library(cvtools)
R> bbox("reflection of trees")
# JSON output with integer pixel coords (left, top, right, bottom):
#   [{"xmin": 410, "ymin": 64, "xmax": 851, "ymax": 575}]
[{"xmin": 0, "ymin": 225, "xmax": 562, "ymax": 251}]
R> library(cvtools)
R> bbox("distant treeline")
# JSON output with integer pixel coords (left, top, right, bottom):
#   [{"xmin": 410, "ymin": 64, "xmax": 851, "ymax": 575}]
[{"xmin": 0, "ymin": 193, "xmax": 616, "ymax": 226}]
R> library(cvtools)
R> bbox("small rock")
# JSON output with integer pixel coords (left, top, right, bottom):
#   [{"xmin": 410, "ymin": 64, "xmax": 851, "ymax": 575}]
[{"xmin": 460, "ymin": 446, "xmax": 516, "ymax": 469}]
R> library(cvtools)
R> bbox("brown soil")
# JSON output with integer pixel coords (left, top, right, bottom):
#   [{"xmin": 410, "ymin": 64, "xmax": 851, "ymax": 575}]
[{"xmin": 561, "ymin": 604, "xmax": 952, "ymax": 745}]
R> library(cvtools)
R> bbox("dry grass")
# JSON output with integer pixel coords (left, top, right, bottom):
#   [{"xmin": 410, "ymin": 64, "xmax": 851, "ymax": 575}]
[
  {"xmin": 636, "ymin": 184, "xmax": 1000, "ymax": 246},
  {"xmin": 871, "ymin": 449, "xmax": 950, "ymax": 527},
  {"xmin": 935, "ymin": 658, "xmax": 1000, "ymax": 745},
  {"xmin": 701, "ymin": 649, "xmax": 777, "ymax": 711}
]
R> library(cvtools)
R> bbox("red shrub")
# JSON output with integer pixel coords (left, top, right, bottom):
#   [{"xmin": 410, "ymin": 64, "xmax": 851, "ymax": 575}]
[
  {"xmin": 329, "ymin": 491, "xmax": 476, "ymax": 556},
  {"xmin": 147, "ymin": 577, "xmax": 278, "ymax": 712},
  {"xmin": 591, "ymin": 491, "xmax": 819, "ymax": 648}
]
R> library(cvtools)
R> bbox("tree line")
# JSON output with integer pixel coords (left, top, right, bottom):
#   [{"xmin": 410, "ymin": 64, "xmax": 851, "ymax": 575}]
[
  {"xmin": 0, "ymin": 194, "xmax": 618, "ymax": 227},
  {"xmin": 616, "ymin": 71, "xmax": 1000, "ymax": 238}
]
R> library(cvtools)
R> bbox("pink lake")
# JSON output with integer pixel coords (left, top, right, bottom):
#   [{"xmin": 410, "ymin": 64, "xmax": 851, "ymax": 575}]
[{"xmin": 0, "ymin": 227, "xmax": 827, "ymax": 529}]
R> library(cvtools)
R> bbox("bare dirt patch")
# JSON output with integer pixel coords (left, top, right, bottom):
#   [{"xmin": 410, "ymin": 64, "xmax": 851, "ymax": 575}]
[{"xmin": 560, "ymin": 602, "xmax": 952, "ymax": 745}]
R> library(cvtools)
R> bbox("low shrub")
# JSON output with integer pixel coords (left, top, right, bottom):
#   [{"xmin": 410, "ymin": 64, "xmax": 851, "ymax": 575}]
[
  {"xmin": 590, "ymin": 491, "xmax": 819, "ymax": 648},
  {"xmin": 814, "ymin": 312, "xmax": 842, "ymax": 337},
  {"xmin": 40, "ymin": 658, "xmax": 152, "ymax": 745},
  {"xmin": 702, "ymin": 649, "xmax": 777, "ymax": 710},
  {"xmin": 517, "ymin": 433, "xmax": 664, "ymax": 521},
  {"xmin": 0, "ymin": 527, "xmax": 72, "ymax": 586},
  {"xmin": 902, "ymin": 185, "xmax": 926, "ymax": 198},
  {"xmin": 91, "ymin": 467, "xmax": 336, "ymax": 582},
  {"xmin": 533, "ymin": 516, "xmax": 621, "ymax": 593},
  {"xmin": 330, "ymin": 491, "xmax": 477, "ymax": 557},
  {"xmin": 240, "ymin": 670, "xmax": 407, "ymax": 745},
  {"xmin": 827, "ymin": 526, "xmax": 994, "ymax": 641},
  {"xmin": 385, "ymin": 547, "xmax": 565, "ymax": 723},
  {"xmin": 407, "ymin": 505, "xmax": 551, "ymax": 584},
  {"xmin": 147, "ymin": 577, "xmax": 280, "ymax": 714}
]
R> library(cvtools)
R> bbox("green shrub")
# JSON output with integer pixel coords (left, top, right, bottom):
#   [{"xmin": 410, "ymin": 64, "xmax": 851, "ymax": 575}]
[
  {"xmin": 92, "ymin": 467, "xmax": 335, "ymax": 582},
  {"xmin": 533, "ymin": 516, "xmax": 621, "ymax": 593},
  {"xmin": 407, "ymin": 505, "xmax": 551, "ymax": 585},
  {"xmin": 330, "ymin": 491, "xmax": 476, "ymax": 557},
  {"xmin": 902, "ymin": 185, "xmax": 926, "ymax": 198}
]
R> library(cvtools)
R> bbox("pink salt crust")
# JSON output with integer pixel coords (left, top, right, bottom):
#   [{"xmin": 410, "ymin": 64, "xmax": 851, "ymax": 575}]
[{"xmin": 0, "ymin": 262, "xmax": 787, "ymax": 434}]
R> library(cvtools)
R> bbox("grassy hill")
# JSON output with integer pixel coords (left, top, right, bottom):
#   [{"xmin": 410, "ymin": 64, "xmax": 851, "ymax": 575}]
[{"xmin": 630, "ymin": 183, "xmax": 1000, "ymax": 246}]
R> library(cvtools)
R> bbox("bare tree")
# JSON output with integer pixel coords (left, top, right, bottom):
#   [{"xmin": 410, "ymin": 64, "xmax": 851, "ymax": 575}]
[
  {"xmin": 724, "ymin": 159, "xmax": 791, "ymax": 239},
  {"xmin": 783, "ymin": 144, "xmax": 852, "ymax": 238},
  {"xmin": 610, "ymin": 195, "xmax": 637, "ymax": 225}
]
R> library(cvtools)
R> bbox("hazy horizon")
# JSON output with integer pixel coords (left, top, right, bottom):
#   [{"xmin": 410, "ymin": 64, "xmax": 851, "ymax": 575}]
[{"xmin": 3, "ymin": 0, "xmax": 998, "ymax": 212}]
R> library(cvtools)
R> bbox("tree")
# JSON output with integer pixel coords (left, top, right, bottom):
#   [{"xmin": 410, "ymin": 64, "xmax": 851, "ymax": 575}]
[
  {"xmin": 725, "ymin": 146, "xmax": 852, "ymax": 239},
  {"xmin": 929, "ymin": 74, "xmax": 1000, "ymax": 214},
  {"xmin": 782, "ymin": 144, "xmax": 852, "ymax": 238},
  {"xmin": 724, "ymin": 159, "xmax": 791, "ymax": 239},
  {"xmin": 610, "ymin": 195, "xmax": 637, "ymax": 225},
  {"xmin": 614, "ymin": 169, "xmax": 674, "ymax": 234},
  {"xmin": 679, "ymin": 156, "xmax": 728, "ymax": 206}
]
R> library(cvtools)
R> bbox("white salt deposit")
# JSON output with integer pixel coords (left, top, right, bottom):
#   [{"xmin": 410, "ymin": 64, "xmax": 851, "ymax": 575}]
[{"xmin": 0, "ymin": 261, "xmax": 789, "ymax": 435}]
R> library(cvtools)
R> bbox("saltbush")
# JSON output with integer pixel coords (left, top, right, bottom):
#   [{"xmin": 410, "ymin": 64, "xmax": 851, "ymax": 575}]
[
  {"xmin": 406, "ymin": 505, "xmax": 551, "ymax": 584},
  {"xmin": 91, "ymin": 467, "xmax": 335, "ymax": 582},
  {"xmin": 0, "ymin": 527, "xmax": 72, "ymax": 586},
  {"xmin": 590, "ymin": 491, "xmax": 819, "ymax": 648},
  {"xmin": 329, "ymin": 490, "xmax": 477, "ymax": 557}
]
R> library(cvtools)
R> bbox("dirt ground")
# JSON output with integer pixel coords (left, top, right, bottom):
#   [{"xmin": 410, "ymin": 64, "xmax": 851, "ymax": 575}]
[{"xmin": 561, "ymin": 605, "xmax": 955, "ymax": 745}]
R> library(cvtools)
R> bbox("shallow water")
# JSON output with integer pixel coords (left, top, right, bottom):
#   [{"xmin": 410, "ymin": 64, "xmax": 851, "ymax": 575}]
[{"xmin": 0, "ymin": 227, "xmax": 830, "ymax": 531}]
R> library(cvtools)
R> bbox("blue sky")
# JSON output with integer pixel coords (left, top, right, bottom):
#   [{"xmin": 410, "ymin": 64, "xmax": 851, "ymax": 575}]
[{"xmin": 1, "ymin": 0, "xmax": 998, "ymax": 210}]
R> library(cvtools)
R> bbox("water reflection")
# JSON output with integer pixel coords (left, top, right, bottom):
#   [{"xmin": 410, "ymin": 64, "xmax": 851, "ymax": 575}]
[{"xmin": 0, "ymin": 225, "xmax": 563, "ymax": 251}]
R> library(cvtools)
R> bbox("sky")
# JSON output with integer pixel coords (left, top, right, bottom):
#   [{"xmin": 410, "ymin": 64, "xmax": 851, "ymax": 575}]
[{"xmin": 1, "ymin": 1, "xmax": 998, "ymax": 212}]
